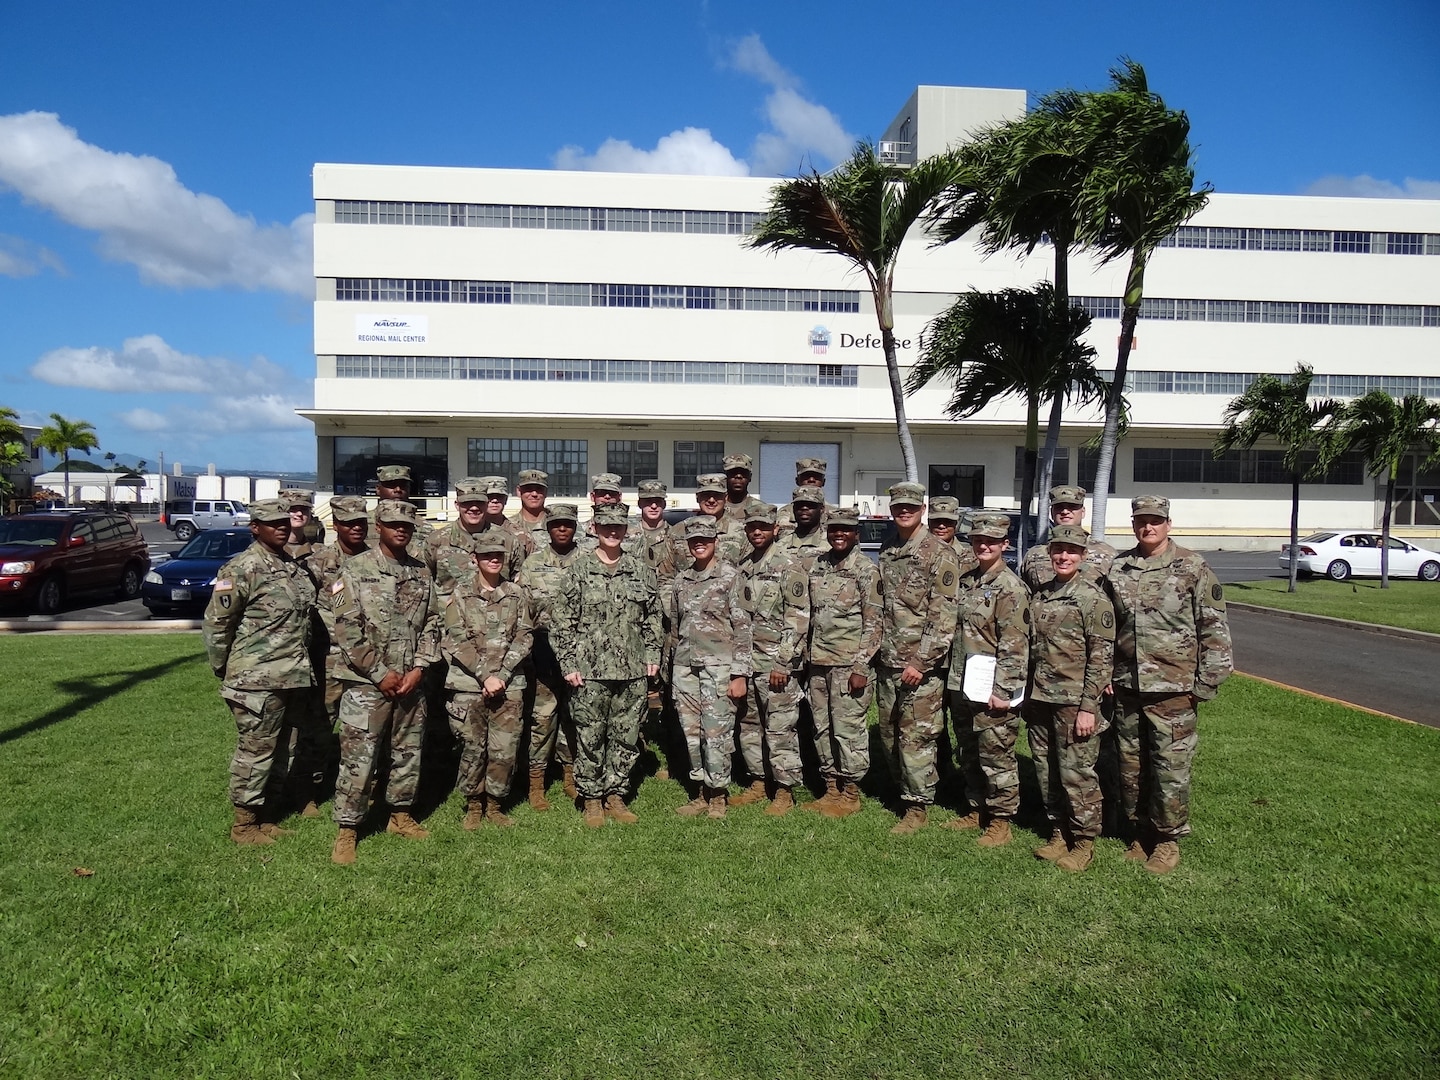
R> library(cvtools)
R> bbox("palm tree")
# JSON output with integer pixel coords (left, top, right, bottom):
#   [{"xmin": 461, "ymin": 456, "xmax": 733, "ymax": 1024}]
[
  {"xmin": 906, "ymin": 282, "xmax": 1105, "ymax": 555},
  {"xmin": 0, "ymin": 406, "xmax": 22, "ymax": 446},
  {"xmin": 748, "ymin": 142, "xmax": 965, "ymax": 482},
  {"xmin": 35, "ymin": 413, "xmax": 100, "ymax": 506},
  {"xmin": 1214, "ymin": 365, "xmax": 1340, "ymax": 592},
  {"xmin": 1330, "ymin": 391, "xmax": 1440, "ymax": 588}
]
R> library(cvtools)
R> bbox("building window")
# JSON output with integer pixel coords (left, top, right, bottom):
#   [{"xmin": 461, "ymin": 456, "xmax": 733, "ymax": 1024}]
[
  {"xmin": 467, "ymin": 439, "xmax": 588, "ymax": 497},
  {"xmin": 333, "ymin": 437, "xmax": 448, "ymax": 497},
  {"xmin": 1333, "ymin": 231, "xmax": 1371, "ymax": 253},
  {"xmin": 607, "ymin": 440, "xmax": 659, "ymax": 488},
  {"xmin": 1131, "ymin": 446, "xmax": 1365, "ymax": 486},
  {"xmin": 1387, "ymin": 232, "xmax": 1424, "ymax": 255},
  {"xmin": 673, "ymin": 441, "xmax": 725, "ymax": 490}
]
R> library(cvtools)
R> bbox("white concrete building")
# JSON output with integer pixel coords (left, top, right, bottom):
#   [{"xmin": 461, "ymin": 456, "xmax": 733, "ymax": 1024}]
[{"xmin": 304, "ymin": 86, "xmax": 1440, "ymax": 543}]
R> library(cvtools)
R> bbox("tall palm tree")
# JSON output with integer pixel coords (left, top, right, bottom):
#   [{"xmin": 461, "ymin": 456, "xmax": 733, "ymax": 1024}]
[
  {"xmin": 0, "ymin": 406, "xmax": 23, "ymax": 446},
  {"xmin": 748, "ymin": 142, "xmax": 965, "ymax": 482},
  {"xmin": 906, "ymin": 282, "xmax": 1104, "ymax": 555},
  {"xmin": 1214, "ymin": 365, "xmax": 1340, "ymax": 592},
  {"xmin": 35, "ymin": 413, "xmax": 100, "ymax": 506},
  {"xmin": 1330, "ymin": 391, "xmax": 1440, "ymax": 588}
]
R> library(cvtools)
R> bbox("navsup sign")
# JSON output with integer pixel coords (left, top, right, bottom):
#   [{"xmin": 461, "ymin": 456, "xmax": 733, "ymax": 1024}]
[{"xmin": 355, "ymin": 314, "xmax": 428, "ymax": 345}]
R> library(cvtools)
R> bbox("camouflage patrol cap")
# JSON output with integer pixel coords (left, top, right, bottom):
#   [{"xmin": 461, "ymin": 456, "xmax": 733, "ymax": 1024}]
[
  {"xmin": 454, "ymin": 477, "xmax": 488, "ymax": 501},
  {"xmin": 248, "ymin": 498, "xmax": 290, "ymax": 524},
  {"xmin": 278, "ymin": 488, "xmax": 314, "ymax": 509},
  {"xmin": 545, "ymin": 501, "xmax": 579, "ymax": 525},
  {"xmin": 745, "ymin": 503, "xmax": 778, "ymax": 525},
  {"xmin": 928, "ymin": 496, "xmax": 960, "ymax": 522},
  {"xmin": 516, "ymin": 469, "xmax": 548, "ymax": 489},
  {"xmin": 826, "ymin": 508, "xmax": 860, "ymax": 529},
  {"xmin": 795, "ymin": 457, "xmax": 828, "ymax": 479},
  {"xmin": 888, "ymin": 481, "xmax": 925, "ymax": 507},
  {"xmin": 590, "ymin": 473, "xmax": 623, "ymax": 494},
  {"xmin": 376, "ymin": 499, "xmax": 419, "ymax": 525},
  {"xmin": 472, "ymin": 534, "xmax": 509, "ymax": 557},
  {"xmin": 636, "ymin": 480, "xmax": 667, "ymax": 499},
  {"xmin": 969, "ymin": 511, "xmax": 1012, "ymax": 540},
  {"xmin": 1048, "ymin": 524, "xmax": 1090, "ymax": 548},
  {"xmin": 695, "ymin": 473, "xmax": 727, "ymax": 495},
  {"xmin": 480, "ymin": 475, "xmax": 510, "ymax": 497},
  {"xmin": 792, "ymin": 485, "xmax": 825, "ymax": 505},
  {"xmin": 592, "ymin": 504, "xmax": 629, "ymax": 527},
  {"xmin": 1131, "ymin": 494, "xmax": 1170, "ymax": 519},
  {"xmin": 684, "ymin": 516, "xmax": 719, "ymax": 540},
  {"xmin": 375, "ymin": 465, "xmax": 411, "ymax": 484},
  {"xmin": 329, "ymin": 495, "xmax": 369, "ymax": 522},
  {"xmin": 1050, "ymin": 485, "xmax": 1087, "ymax": 507},
  {"xmin": 722, "ymin": 452, "xmax": 753, "ymax": 474}
]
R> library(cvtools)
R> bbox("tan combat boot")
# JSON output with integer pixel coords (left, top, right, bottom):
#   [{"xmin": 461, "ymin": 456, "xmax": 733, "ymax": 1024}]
[
  {"xmin": 765, "ymin": 786, "xmax": 794, "ymax": 817},
  {"xmin": 1034, "ymin": 829, "xmax": 1068, "ymax": 862},
  {"xmin": 706, "ymin": 788, "xmax": 728, "ymax": 819},
  {"xmin": 258, "ymin": 820, "xmax": 296, "ymax": 839},
  {"xmin": 483, "ymin": 794, "xmax": 515, "ymax": 828},
  {"xmin": 462, "ymin": 798, "xmax": 484, "ymax": 831},
  {"xmin": 1057, "ymin": 838, "xmax": 1095, "ymax": 873},
  {"xmin": 297, "ymin": 783, "xmax": 322, "ymax": 819},
  {"xmin": 582, "ymin": 798, "xmax": 605, "ymax": 829},
  {"xmin": 1123, "ymin": 820, "xmax": 1147, "ymax": 861},
  {"xmin": 822, "ymin": 780, "xmax": 862, "ymax": 819},
  {"xmin": 562, "ymin": 764, "xmax": 578, "ymax": 800},
  {"xmin": 604, "ymin": 793, "xmax": 639, "ymax": 825},
  {"xmin": 330, "ymin": 827, "xmax": 357, "ymax": 865},
  {"xmin": 803, "ymin": 776, "xmax": 840, "ymax": 813},
  {"xmin": 730, "ymin": 779, "xmax": 768, "ymax": 807},
  {"xmin": 230, "ymin": 806, "xmax": 274, "ymax": 846},
  {"xmin": 387, "ymin": 810, "xmax": 430, "ymax": 840},
  {"xmin": 675, "ymin": 789, "xmax": 709, "ymax": 817},
  {"xmin": 941, "ymin": 810, "xmax": 982, "ymax": 832},
  {"xmin": 527, "ymin": 769, "xmax": 551, "ymax": 811},
  {"xmin": 1145, "ymin": 840, "xmax": 1180, "ymax": 875},
  {"xmin": 890, "ymin": 805, "xmax": 927, "ymax": 835},
  {"xmin": 977, "ymin": 819, "xmax": 1013, "ymax": 848}
]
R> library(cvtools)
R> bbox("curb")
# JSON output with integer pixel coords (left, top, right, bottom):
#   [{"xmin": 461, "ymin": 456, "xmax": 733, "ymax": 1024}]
[
  {"xmin": 0, "ymin": 619, "xmax": 202, "ymax": 635},
  {"xmin": 1227, "ymin": 602, "xmax": 1440, "ymax": 645}
]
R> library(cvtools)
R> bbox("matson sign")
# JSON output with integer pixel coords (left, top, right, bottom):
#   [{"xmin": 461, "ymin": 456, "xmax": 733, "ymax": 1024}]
[{"xmin": 355, "ymin": 314, "xmax": 428, "ymax": 345}]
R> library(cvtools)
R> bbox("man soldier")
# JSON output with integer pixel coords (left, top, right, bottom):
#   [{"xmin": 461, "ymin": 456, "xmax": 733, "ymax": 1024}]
[
  {"xmin": 625, "ymin": 479, "xmax": 679, "ymax": 770},
  {"xmin": 1021, "ymin": 485, "xmax": 1117, "ymax": 591},
  {"xmin": 203, "ymin": 498, "xmax": 317, "ymax": 845},
  {"xmin": 280, "ymin": 488, "xmax": 325, "ymax": 555},
  {"xmin": 673, "ymin": 473, "xmax": 748, "ymax": 568},
  {"xmin": 720, "ymin": 452, "xmax": 766, "ymax": 526},
  {"xmin": 670, "ymin": 516, "xmax": 752, "ymax": 819},
  {"xmin": 328, "ymin": 499, "xmax": 441, "ymax": 865},
  {"xmin": 776, "ymin": 457, "xmax": 835, "ymax": 536},
  {"xmin": 874, "ymin": 482, "xmax": 961, "ymax": 835},
  {"xmin": 310, "ymin": 496, "xmax": 371, "ymax": 732},
  {"xmin": 505, "ymin": 469, "xmax": 551, "ymax": 550},
  {"xmin": 372, "ymin": 464, "xmax": 432, "ymax": 559},
  {"xmin": 773, "ymin": 485, "xmax": 830, "ymax": 569},
  {"xmin": 475, "ymin": 475, "xmax": 535, "ymax": 578},
  {"xmin": 442, "ymin": 534, "xmax": 534, "ymax": 830},
  {"xmin": 551, "ymin": 504, "xmax": 662, "ymax": 828},
  {"xmin": 1025, "ymin": 524, "xmax": 1116, "ymax": 873},
  {"xmin": 427, "ymin": 477, "xmax": 530, "ymax": 600},
  {"xmin": 804, "ymin": 508, "xmax": 882, "ymax": 817},
  {"xmin": 733, "ymin": 503, "xmax": 810, "ymax": 815},
  {"xmin": 927, "ymin": 496, "xmax": 978, "ymax": 574},
  {"xmin": 518, "ymin": 502, "xmax": 584, "ymax": 808},
  {"xmin": 578, "ymin": 473, "xmax": 625, "ymax": 550},
  {"xmin": 275, "ymin": 486, "xmax": 332, "ymax": 815},
  {"xmin": 1107, "ymin": 495, "xmax": 1232, "ymax": 875}
]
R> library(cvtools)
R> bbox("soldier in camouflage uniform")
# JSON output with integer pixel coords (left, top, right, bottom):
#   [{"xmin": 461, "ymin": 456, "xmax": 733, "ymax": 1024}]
[
  {"xmin": 1107, "ymin": 495, "xmax": 1232, "ymax": 875},
  {"xmin": 518, "ymin": 502, "xmax": 583, "ymax": 809},
  {"xmin": 373, "ymin": 464, "xmax": 433, "ymax": 561},
  {"xmin": 1025, "ymin": 524, "xmax": 1115, "ymax": 872},
  {"xmin": 625, "ymin": 480, "xmax": 679, "ymax": 775},
  {"xmin": 203, "ymin": 498, "xmax": 317, "ymax": 845},
  {"xmin": 577, "ymin": 473, "xmax": 625, "ymax": 551},
  {"xmin": 309, "ymin": 497, "xmax": 371, "ymax": 730},
  {"xmin": 732, "ymin": 504, "xmax": 810, "ymax": 815},
  {"xmin": 504, "ymin": 469, "xmax": 552, "ymax": 551},
  {"xmin": 328, "ymin": 500, "xmax": 442, "ymax": 864},
  {"xmin": 551, "ymin": 504, "xmax": 662, "ymax": 828},
  {"xmin": 670, "ymin": 516, "xmax": 753, "ymax": 818},
  {"xmin": 281, "ymin": 489, "xmax": 326, "ymax": 555},
  {"xmin": 927, "ymin": 496, "xmax": 978, "ymax": 574},
  {"xmin": 805, "ymin": 509, "xmax": 882, "ymax": 818},
  {"xmin": 427, "ymin": 476, "xmax": 532, "ymax": 599},
  {"xmin": 1021, "ymin": 485, "xmax": 1117, "ymax": 591},
  {"xmin": 720, "ymin": 452, "xmax": 767, "ymax": 527},
  {"xmin": 672, "ymin": 473, "xmax": 749, "ymax": 569},
  {"xmin": 773, "ymin": 485, "xmax": 830, "ymax": 569},
  {"xmin": 875, "ymin": 482, "xmax": 961, "ymax": 835},
  {"xmin": 442, "ymin": 534, "xmax": 534, "ymax": 830},
  {"xmin": 274, "ymin": 488, "xmax": 332, "ymax": 815},
  {"xmin": 776, "ymin": 457, "xmax": 836, "ymax": 537},
  {"xmin": 947, "ymin": 511, "xmax": 1030, "ymax": 848}
]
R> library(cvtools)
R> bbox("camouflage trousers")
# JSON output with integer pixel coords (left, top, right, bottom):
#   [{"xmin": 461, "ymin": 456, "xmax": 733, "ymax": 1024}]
[
  {"xmin": 332, "ymin": 684, "xmax": 426, "ymax": 827},
  {"xmin": 220, "ymin": 685, "xmax": 310, "ymax": 809},
  {"xmin": 1113, "ymin": 690, "xmax": 1199, "ymax": 839},
  {"xmin": 673, "ymin": 665, "xmax": 738, "ymax": 790},
  {"xmin": 807, "ymin": 666, "xmax": 872, "ymax": 783},
  {"xmin": 571, "ymin": 677, "xmax": 645, "ymax": 800},
  {"xmin": 875, "ymin": 666, "xmax": 946, "ymax": 805},
  {"xmin": 447, "ymin": 688, "xmax": 524, "ymax": 799},
  {"xmin": 524, "ymin": 659, "xmax": 575, "ymax": 769},
  {"xmin": 735, "ymin": 668, "xmax": 804, "ymax": 788},
  {"xmin": 1024, "ymin": 701, "xmax": 1106, "ymax": 839},
  {"xmin": 950, "ymin": 692, "xmax": 1021, "ymax": 819},
  {"xmin": 285, "ymin": 685, "xmax": 335, "ymax": 789}
]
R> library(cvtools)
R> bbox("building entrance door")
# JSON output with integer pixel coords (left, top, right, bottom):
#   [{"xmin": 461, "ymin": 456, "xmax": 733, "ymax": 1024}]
[
  {"xmin": 929, "ymin": 464, "xmax": 984, "ymax": 507},
  {"xmin": 758, "ymin": 442, "xmax": 841, "ymax": 506}
]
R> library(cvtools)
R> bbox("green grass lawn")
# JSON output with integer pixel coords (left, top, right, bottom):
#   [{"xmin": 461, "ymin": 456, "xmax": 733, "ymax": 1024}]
[
  {"xmin": 2, "ymin": 634, "xmax": 1438, "ymax": 1078},
  {"xmin": 1226, "ymin": 576, "xmax": 1440, "ymax": 634}
]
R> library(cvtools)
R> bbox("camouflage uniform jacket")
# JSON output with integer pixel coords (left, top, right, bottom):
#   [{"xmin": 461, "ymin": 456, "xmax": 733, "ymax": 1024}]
[
  {"xmin": 518, "ymin": 545, "xmax": 584, "ymax": 636},
  {"xmin": 671, "ymin": 561, "xmax": 753, "ymax": 676},
  {"xmin": 1021, "ymin": 539, "xmax": 1118, "ymax": 592},
  {"xmin": 330, "ymin": 547, "xmax": 441, "ymax": 686},
  {"xmin": 738, "ymin": 545, "xmax": 810, "ymax": 674},
  {"xmin": 943, "ymin": 536, "xmax": 980, "ymax": 576},
  {"xmin": 669, "ymin": 514, "xmax": 749, "ymax": 570},
  {"xmin": 877, "ymin": 530, "xmax": 961, "ymax": 672},
  {"xmin": 1106, "ymin": 541, "xmax": 1232, "ymax": 699},
  {"xmin": 426, "ymin": 519, "xmax": 531, "ymax": 598},
  {"xmin": 775, "ymin": 502, "xmax": 837, "ymax": 538},
  {"xmin": 551, "ymin": 551, "xmax": 662, "ymax": 680},
  {"xmin": 308, "ymin": 542, "xmax": 363, "ymax": 643},
  {"xmin": 807, "ymin": 546, "xmax": 882, "ymax": 678},
  {"xmin": 1028, "ymin": 575, "xmax": 1115, "ymax": 713},
  {"xmin": 948, "ymin": 561, "xmax": 1030, "ymax": 700},
  {"xmin": 504, "ymin": 510, "xmax": 551, "ymax": 552},
  {"xmin": 773, "ymin": 524, "xmax": 830, "ymax": 572},
  {"xmin": 203, "ymin": 541, "xmax": 316, "ymax": 689},
  {"xmin": 368, "ymin": 509, "xmax": 432, "ymax": 563},
  {"xmin": 441, "ymin": 578, "xmax": 533, "ymax": 693},
  {"xmin": 721, "ymin": 494, "xmax": 768, "ymax": 527}
]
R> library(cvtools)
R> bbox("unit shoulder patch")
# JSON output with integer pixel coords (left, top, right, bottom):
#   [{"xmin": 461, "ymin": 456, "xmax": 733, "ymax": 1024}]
[
  {"xmin": 1211, "ymin": 583, "xmax": 1223, "ymax": 602},
  {"xmin": 1101, "ymin": 610, "xmax": 1114, "ymax": 629}
]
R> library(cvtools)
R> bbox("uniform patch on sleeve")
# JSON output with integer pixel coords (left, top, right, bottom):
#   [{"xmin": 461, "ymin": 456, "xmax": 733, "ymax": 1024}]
[
  {"xmin": 331, "ymin": 579, "xmax": 346, "ymax": 594},
  {"xmin": 1022, "ymin": 608, "xmax": 1031, "ymax": 624},
  {"xmin": 790, "ymin": 579, "xmax": 805, "ymax": 598},
  {"xmin": 1101, "ymin": 610, "xmax": 1114, "ymax": 629},
  {"xmin": 1211, "ymin": 583, "xmax": 1223, "ymax": 602},
  {"xmin": 219, "ymin": 594, "xmax": 231, "ymax": 610},
  {"xmin": 213, "ymin": 579, "xmax": 233, "ymax": 592},
  {"xmin": 941, "ymin": 569, "xmax": 956, "ymax": 590}
]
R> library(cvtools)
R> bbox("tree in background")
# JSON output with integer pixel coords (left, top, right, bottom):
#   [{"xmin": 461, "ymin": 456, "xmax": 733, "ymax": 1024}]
[
  {"xmin": 1214, "ymin": 365, "xmax": 1340, "ymax": 592},
  {"xmin": 35, "ymin": 413, "xmax": 100, "ymax": 506}
]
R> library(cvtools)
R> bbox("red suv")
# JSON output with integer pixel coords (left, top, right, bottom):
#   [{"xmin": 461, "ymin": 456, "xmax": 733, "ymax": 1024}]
[{"xmin": 0, "ymin": 512, "xmax": 151, "ymax": 615}]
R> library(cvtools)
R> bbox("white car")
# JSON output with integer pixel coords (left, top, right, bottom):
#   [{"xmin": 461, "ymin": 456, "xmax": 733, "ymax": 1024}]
[{"xmin": 1279, "ymin": 531, "xmax": 1440, "ymax": 582}]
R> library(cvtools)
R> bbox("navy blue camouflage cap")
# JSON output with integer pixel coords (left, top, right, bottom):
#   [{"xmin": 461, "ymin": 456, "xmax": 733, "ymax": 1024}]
[
  {"xmin": 684, "ymin": 516, "xmax": 719, "ymax": 539},
  {"xmin": 376, "ymin": 499, "xmax": 419, "ymax": 525},
  {"xmin": 888, "ymin": 481, "xmax": 925, "ymax": 507},
  {"xmin": 695, "ymin": 473, "xmax": 727, "ymax": 495},
  {"xmin": 375, "ymin": 465, "xmax": 411, "ymax": 484},
  {"xmin": 545, "ymin": 501, "xmax": 578, "ymax": 524},
  {"xmin": 592, "ymin": 504, "xmax": 629, "ymax": 527},
  {"xmin": 1131, "ymin": 494, "xmax": 1170, "ymax": 519},
  {"xmin": 792, "ymin": 485, "xmax": 825, "ymax": 505},
  {"xmin": 722, "ymin": 452, "xmax": 753, "ymax": 474},
  {"xmin": 1048, "ymin": 523, "xmax": 1090, "ymax": 547},
  {"xmin": 636, "ymin": 480, "xmax": 667, "ymax": 499},
  {"xmin": 826, "ymin": 508, "xmax": 860, "ymax": 529},
  {"xmin": 516, "ymin": 469, "xmax": 548, "ymax": 489},
  {"xmin": 969, "ymin": 511, "xmax": 1012, "ymax": 540},
  {"xmin": 248, "ymin": 498, "xmax": 290, "ymax": 524},
  {"xmin": 744, "ymin": 503, "xmax": 778, "ymax": 524},
  {"xmin": 329, "ymin": 495, "xmax": 369, "ymax": 522},
  {"xmin": 590, "ymin": 473, "xmax": 623, "ymax": 494}
]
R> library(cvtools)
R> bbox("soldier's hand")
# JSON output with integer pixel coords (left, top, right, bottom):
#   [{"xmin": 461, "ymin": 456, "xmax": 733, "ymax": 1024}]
[
  {"xmin": 848, "ymin": 672, "xmax": 868, "ymax": 694},
  {"xmin": 377, "ymin": 670, "xmax": 403, "ymax": 698},
  {"xmin": 565, "ymin": 671, "xmax": 585, "ymax": 688},
  {"xmin": 397, "ymin": 668, "xmax": 424, "ymax": 698},
  {"xmin": 482, "ymin": 675, "xmax": 506, "ymax": 697},
  {"xmin": 727, "ymin": 676, "xmax": 748, "ymax": 701},
  {"xmin": 646, "ymin": 663, "xmax": 660, "ymax": 678},
  {"xmin": 900, "ymin": 664, "xmax": 925, "ymax": 688},
  {"xmin": 768, "ymin": 669, "xmax": 789, "ymax": 690},
  {"xmin": 1075, "ymin": 709, "xmax": 1096, "ymax": 737},
  {"xmin": 987, "ymin": 692, "xmax": 1010, "ymax": 713}
]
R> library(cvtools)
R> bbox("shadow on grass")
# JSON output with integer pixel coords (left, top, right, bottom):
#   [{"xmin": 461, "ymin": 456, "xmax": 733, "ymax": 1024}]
[{"xmin": 0, "ymin": 654, "xmax": 203, "ymax": 746}]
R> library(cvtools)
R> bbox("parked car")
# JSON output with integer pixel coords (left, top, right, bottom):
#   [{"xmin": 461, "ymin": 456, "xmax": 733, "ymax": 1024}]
[
  {"xmin": 0, "ymin": 511, "xmax": 151, "ymax": 614},
  {"xmin": 165, "ymin": 499, "xmax": 250, "ymax": 541},
  {"xmin": 1279, "ymin": 531, "xmax": 1440, "ymax": 582},
  {"xmin": 142, "ymin": 528, "xmax": 254, "ymax": 616}
]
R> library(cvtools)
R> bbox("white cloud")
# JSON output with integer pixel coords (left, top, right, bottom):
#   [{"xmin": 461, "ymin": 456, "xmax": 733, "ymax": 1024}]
[
  {"xmin": 116, "ymin": 407, "xmax": 168, "ymax": 432},
  {"xmin": 1303, "ymin": 174, "xmax": 1440, "ymax": 199},
  {"xmin": 554, "ymin": 128, "xmax": 748, "ymax": 176},
  {"xmin": 0, "ymin": 111, "xmax": 312, "ymax": 295},
  {"xmin": 0, "ymin": 232, "xmax": 63, "ymax": 278},
  {"xmin": 32, "ymin": 334, "xmax": 292, "ymax": 396}
]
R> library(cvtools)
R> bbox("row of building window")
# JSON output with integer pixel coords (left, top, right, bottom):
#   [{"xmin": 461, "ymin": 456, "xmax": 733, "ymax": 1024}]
[
  {"xmin": 1132, "ymin": 448, "xmax": 1365, "ymax": 486},
  {"xmin": 1110, "ymin": 370, "xmax": 1440, "ymax": 398},
  {"xmin": 333, "ymin": 278, "xmax": 861, "ymax": 312},
  {"xmin": 1076, "ymin": 296, "xmax": 1440, "ymax": 327},
  {"xmin": 334, "ymin": 356, "xmax": 859, "ymax": 387},
  {"xmin": 1157, "ymin": 227, "xmax": 1439, "ymax": 256}
]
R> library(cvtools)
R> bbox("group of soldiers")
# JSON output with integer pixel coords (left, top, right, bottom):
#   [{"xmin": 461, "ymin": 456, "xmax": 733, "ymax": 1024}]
[{"xmin": 202, "ymin": 452, "xmax": 1231, "ymax": 874}]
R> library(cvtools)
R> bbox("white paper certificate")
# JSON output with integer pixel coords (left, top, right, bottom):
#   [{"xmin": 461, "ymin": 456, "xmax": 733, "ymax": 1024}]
[{"xmin": 961, "ymin": 654, "xmax": 1025, "ymax": 707}]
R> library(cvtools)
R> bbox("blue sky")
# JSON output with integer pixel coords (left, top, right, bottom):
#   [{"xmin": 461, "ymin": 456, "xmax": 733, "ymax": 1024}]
[{"xmin": 2, "ymin": 0, "xmax": 1437, "ymax": 474}]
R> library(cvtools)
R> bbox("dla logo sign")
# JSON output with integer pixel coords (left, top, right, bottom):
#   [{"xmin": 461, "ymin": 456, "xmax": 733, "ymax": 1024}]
[{"xmin": 809, "ymin": 326, "xmax": 830, "ymax": 355}]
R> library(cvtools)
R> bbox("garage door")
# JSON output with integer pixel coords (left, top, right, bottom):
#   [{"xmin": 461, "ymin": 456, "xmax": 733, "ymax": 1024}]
[{"xmin": 758, "ymin": 443, "xmax": 841, "ymax": 505}]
